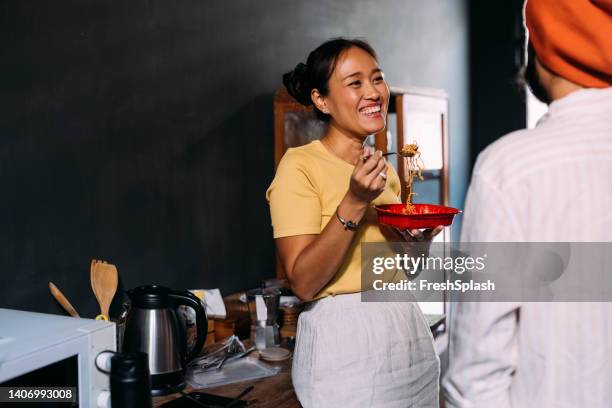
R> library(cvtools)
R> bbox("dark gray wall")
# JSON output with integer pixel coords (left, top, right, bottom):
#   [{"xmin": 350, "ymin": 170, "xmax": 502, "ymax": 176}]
[
  {"xmin": 0, "ymin": 0, "xmax": 469, "ymax": 317},
  {"xmin": 469, "ymin": 0, "xmax": 527, "ymax": 168}
]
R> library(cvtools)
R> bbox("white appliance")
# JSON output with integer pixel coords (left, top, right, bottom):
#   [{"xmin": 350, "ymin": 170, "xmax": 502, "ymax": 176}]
[{"xmin": 0, "ymin": 308, "xmax": 116, "ymax": 407}]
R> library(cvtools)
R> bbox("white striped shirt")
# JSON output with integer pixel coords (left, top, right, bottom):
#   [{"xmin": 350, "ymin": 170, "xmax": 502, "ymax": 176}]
[{"xmin": 442, "ymin": 87, "xmax": 612, "ymax": 407}]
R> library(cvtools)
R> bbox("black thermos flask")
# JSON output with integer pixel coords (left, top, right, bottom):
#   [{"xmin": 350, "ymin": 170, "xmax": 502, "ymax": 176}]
[{"xmin": 110, "ymin": 352, "xmax": 153, "ymax": 408}]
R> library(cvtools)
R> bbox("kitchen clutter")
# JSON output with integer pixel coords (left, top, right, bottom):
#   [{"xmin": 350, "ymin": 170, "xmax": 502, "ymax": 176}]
[
  {"xmin": 47, "ymin": 261, "xmax": 302, "ymax": 403},
  {"xmin": 182, "ymin": 280, "xmax": 301, "ymax": 391},
  {"xmin": 187, "ymin": 356, "xmax": 280, "ymax": 390},
  {"xmin": 185, "ymin": 335, "xmax": 280, "ymax": 388}
]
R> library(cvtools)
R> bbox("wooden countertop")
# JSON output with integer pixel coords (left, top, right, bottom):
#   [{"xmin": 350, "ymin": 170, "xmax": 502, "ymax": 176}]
[{"xmin": 153, "ymin": 355, "xmax": 300, "ymax": 408}]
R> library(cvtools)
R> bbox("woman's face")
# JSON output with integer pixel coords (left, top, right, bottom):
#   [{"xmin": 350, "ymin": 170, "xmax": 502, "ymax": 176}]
[{"xmin": 316, "ymin": 47, "xmax": 390, "ymax": 138}]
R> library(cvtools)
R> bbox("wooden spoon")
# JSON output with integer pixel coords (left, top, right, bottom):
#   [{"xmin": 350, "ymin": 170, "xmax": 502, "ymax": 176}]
[
  {"xmin": 92, "ymin": 261, "xmax": 118, "ymax": 320},
  {"xmin": 49, "ymin": 282, "xmax": 80, "ymax": 317}
]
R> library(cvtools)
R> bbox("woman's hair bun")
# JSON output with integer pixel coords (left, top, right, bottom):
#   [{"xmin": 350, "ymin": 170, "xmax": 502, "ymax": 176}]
[{"xmin": 282, "ymin": 62, "xmax": 313, "ymax": 106}]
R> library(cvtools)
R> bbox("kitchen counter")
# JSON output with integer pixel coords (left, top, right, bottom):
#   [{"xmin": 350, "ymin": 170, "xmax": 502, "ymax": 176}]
[{"xmin": 153, "ymin": 356, "xmax": 300, "ymax": 408}]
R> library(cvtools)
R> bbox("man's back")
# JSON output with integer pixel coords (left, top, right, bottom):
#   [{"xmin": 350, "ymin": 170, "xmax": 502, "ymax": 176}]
[
  {"xmin": 443, "ymin": 87, "xmax": 612, "ymax": 407},
  {"xmin": 463, "ymin": 87, "xmax": 612, "ymax": 243}
]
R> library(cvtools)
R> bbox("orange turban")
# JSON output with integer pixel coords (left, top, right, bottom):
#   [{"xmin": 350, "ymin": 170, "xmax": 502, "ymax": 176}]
[{"xmin": 525, "ymin": 0, "xmax": 612, "ymax": 88}]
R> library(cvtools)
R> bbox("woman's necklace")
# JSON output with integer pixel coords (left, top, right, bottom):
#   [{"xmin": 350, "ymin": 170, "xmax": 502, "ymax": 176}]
[{"xmin": 320, "ymin": 137, "xmax": 362, "ymax": 166}]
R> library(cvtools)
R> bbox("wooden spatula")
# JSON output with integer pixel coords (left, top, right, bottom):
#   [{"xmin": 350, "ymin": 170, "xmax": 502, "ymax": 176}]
[
  {"xmin": 91, "ymin": 260, "xmax": 118, "ymax": 320},
  {"xmin": 49, "ymin": 282, "xmax": 80, "ymax": 317}
]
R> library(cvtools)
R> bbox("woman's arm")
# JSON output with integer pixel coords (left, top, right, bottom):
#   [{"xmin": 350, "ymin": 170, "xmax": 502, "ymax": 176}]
[{"xmin": 277, "ymin": 152, "xmax": 387, "ymax": 301}]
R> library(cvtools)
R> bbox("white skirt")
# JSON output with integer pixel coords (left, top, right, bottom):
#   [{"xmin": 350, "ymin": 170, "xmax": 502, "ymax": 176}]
[{"xmin": 291, "ymin": 292, "xmax": 440, "ymax": 408}]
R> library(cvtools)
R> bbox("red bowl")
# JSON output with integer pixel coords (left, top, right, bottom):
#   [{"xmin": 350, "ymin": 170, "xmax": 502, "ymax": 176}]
[{"xmin": 375, "ymin": 203, "xmax": 461, "ymax": 229}]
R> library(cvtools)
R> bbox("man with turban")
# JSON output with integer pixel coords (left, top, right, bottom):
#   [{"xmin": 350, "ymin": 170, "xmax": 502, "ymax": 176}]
[{"xmin": 442, "ymin": 0, "xmax": 612, "ymax": 407}]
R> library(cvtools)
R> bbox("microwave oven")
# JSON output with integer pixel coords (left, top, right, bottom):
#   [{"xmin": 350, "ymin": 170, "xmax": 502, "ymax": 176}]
[{"xmin": 0, "ymin": 308, "xmax": 116, "ymax": 407}]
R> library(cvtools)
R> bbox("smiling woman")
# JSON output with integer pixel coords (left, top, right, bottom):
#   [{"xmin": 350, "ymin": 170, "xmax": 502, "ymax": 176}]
[{"xmin": 266, "ymin": 39, "xmax": 440, "ymax": 407}]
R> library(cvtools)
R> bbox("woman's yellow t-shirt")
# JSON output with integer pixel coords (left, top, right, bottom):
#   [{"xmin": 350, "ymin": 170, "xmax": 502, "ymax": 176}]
[{"xmin": 265, "ymin": 140, "xmax": 402, "ymax": 299}]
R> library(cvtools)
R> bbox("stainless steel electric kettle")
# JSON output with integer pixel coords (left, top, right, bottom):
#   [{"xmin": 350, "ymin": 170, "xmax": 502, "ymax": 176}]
[{"xmin": 122, "ymin": 285, "xmax": 207, "ymax": 395}]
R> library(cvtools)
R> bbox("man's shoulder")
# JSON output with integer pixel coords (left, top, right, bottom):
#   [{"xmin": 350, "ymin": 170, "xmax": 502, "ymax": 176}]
[
  {"xmin": 474, "ymin": 128, "xmax": 536, "ymax": 178},
  {"xmin": 472, "ymin": 120, "xmax": 571, "ymax": 189}
]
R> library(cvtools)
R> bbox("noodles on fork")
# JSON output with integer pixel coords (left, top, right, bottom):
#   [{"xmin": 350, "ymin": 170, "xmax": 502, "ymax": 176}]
[{"xmin": 399, "ymin": 143, "xmax": 425, "ymax": 214}]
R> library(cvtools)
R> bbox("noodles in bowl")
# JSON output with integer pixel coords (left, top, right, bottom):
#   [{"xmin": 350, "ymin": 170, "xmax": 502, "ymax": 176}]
[{"xmin": 375, "ymin": 142, "xmax": 461, "ymax": 229}]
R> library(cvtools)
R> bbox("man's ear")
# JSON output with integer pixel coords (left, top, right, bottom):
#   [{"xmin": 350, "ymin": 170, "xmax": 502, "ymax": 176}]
[{"xmin": 311, "ymin": 89, "xmax": 329, "ymax": 114}]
